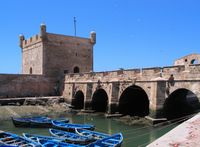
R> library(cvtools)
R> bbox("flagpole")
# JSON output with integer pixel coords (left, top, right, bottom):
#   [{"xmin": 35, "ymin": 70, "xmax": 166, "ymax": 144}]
[{"xmin": 74, "ymin": 17, "xmax": 76, "ymax": 36}]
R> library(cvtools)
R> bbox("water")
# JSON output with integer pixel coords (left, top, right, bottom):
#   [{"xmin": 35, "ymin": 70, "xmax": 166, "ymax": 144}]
[{"xmin": 0, "ymin": 114, "xmax": 178, "ymax": 147}]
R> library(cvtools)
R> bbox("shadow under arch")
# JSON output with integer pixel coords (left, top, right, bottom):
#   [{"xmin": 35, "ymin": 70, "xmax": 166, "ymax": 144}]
[
  {"xmin": 72, "ymin": 90, "xmax": 84, "ymax": 109},
  {"xmin": 118, "ymin": 85, "xmax": 149, "ymax": 116},
  {"xmin": 163, "ymin": 88, "xmax": 200, "ymax": 120},
  {"xmin": 91, "ymin": 88, "xmax": 108, "ymax": 112}
]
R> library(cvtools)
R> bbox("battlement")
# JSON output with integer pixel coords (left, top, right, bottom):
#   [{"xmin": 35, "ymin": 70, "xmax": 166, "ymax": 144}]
[
  {"xmin": 19, "ymin": 23, "xmax": 96, "ymax": 49},
  {"xmin": 20, "ymin": 34, "xmax": 43, "ymax": 48},
  {"xmin": 19, "ymin": 23, "xmax": 47, "ymax": 49}
]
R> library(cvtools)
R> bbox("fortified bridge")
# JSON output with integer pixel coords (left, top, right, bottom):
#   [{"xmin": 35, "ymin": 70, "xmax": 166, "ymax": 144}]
[{"xmin": 63, "ymin": 54, "xmax": 200, "ymax": 119}]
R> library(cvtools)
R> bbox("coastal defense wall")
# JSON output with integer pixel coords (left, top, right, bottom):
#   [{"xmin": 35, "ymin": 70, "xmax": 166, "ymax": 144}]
[{"xmin": 0, "ymin": 74, "xmax": 57, "ymax": 98}]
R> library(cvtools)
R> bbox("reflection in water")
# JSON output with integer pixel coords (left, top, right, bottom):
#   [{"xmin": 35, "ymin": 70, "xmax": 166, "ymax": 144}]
[
  {"xmin": 149, "ymin": 129, "xmax": 157, "ymax": 144},
  {"xmin": 107, "ymin": 118, "xmax": 112, "ymax": 135},
  {"xmin": 0, "ymin": 113, "xmax": 177, "ymax": 147}
]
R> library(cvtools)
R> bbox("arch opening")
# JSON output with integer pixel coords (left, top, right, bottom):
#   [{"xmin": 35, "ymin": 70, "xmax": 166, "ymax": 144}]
[
  {"xmin": 72, "ymin": 90, "xmax": 84, "ymax": 109},
  {"xmin": 190, "ymin": 59, "xmax": 198, "ymax": 64},
  {"xmin": 91, "ymin": 89, "xmax": 108, "ymax": 112},
  {"xmin": 118, "ymin": 85, "xmax": 149, "ymax": 117},
  {"xmin": 74, "ymin": 66, "xmax": 80, "ymax": 73},
  {"xmin": 163, "ymin": 88, "xmax": 200, "ymax": 120}
]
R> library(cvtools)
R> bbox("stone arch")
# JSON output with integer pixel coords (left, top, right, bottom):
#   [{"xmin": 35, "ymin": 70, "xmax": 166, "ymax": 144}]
[
  {"xmin": 118, "ymin": 85, "xmax": 149, "ymax": 116},
  {"xmin": 73, "ymin": 66, "xmax": 80, "ymax": 73},
  {"xmin": 71, "ymin": 90, "xmax": 84, "ymax": 109},
  {"xmin": 163, "ymin": 88, "xmax": 200, "ymax": 120},
  {"xmin": 190, "ymin": 59, "xmax": 198, "ymax": 64},
  {"xmin": 91, "ymin": 88, "xmax": 108, "ymax": 112}
]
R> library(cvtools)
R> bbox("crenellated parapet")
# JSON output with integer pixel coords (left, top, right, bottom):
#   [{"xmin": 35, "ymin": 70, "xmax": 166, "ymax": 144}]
[
  {"xmin": 19, "ymin": 34, "xmax": 43, "ymax": 49},
  {"xmin": 19, "ymin": 23, "xmax": 47, "ymax": 49}
]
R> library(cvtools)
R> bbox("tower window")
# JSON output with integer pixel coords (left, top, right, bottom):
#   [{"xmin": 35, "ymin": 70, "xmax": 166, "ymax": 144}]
[
  {"xmin": 30, "ymin": 67, "xmax": 32, "ymax": 74},
  {"xmin": 74, "ymin": 66, "xmax": 80, "ymax": 73},
  {"xmin": 191, "ymin": 59, "xmax": 198, "ymax": 64}
]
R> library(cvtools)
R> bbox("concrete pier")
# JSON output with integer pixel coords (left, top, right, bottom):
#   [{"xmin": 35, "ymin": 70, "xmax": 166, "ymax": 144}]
[{"xmin": 147, "ymin": 113, "xmax": 200, "ymax": 147}]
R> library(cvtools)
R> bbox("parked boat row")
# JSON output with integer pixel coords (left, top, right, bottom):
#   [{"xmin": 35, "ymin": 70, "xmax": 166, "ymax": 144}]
[{"xmin": 0, "ymin": 116, "xmax": 123, "ymax": 146}]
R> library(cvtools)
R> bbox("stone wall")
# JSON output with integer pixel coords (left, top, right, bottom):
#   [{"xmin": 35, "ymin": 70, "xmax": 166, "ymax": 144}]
[
  {"xmin": 43, "ymin": 33, "xmax": 94, "ymax": 77},
  {"xmin": 174, "ymin": 53, "xmax": 200, "ymax": 66},
  {"xmin": 21, "ymin": 35, "xmax": 43, "ymax": 75},
  {"xmin": 62, "ymin": 64, "xmax": 200, "ymax": 116},
  {"xmin": 0, "ymin": 74, "xmax": 57, "ymax": 98},
  {"xmin": 22, "ymin": 42, "xmax": 43, "ymax": 75}
]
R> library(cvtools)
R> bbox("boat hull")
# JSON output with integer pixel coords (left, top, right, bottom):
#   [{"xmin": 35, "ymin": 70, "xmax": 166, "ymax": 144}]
[
  {"xmin": 49, "ymin": 128, "xmax": 95, "ymax": 145},
  {"xmin": 52, "ymin": 120, "xmax": 95, "ymax": 132},
  {"xmin": 0, "ymin": 131, "xmax": 40, "ymax": 147}
]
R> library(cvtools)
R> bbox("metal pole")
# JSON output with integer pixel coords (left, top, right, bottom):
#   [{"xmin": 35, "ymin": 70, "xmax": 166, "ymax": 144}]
[{"xmin": 74, "ymin": 17, "xmax": 76, "ymax": 36}]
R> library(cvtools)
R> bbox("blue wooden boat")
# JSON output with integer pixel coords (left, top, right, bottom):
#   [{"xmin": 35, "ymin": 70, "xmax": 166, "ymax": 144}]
[
  {"xmin": 88, "ymin": 133, "xmax": 123, "ymax": 147},
  {"xmin": 11, "ymin": 117, "xmax": 31, "ymax": 127},
  {"xmin": 23, "ymin": 133, "xmax": 86, "ymax": 147},
  {"xmin": 52, "ymin": 120, "xmax": 95, "ymax": 132},
  {"xmin": 49, "ymin": 129, "xmax": 95, "ymax": 145},
  {"xmin": 23, "ymin": 133, "xmax": 64, "ymax": 143},
  {"xmin": 0, "ymin": 131, "xmax": 40, "ymax": 147},
  {"xmin": 75, "ymin": 128, "xmax": 109, "ymax": 140},
  {"xmin": 0, "ymin": 145, "xmax": 18, "ymax": 147},
  {"xmin": 38, "ymin": 139, "xmax": 82, "ymax": 147},
  {"xmin": 12, "ymin": 116, "xmax": 69, "ymax": 128},
  {"xmin": 12, "ymin": 116, "xmax": 50, "ymax": 127}
]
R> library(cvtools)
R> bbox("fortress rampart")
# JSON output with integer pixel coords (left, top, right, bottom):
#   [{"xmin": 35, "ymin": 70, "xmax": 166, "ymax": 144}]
[{"xmin": 0, "ymin": 74, "xmax": 57, "ymax": 98}]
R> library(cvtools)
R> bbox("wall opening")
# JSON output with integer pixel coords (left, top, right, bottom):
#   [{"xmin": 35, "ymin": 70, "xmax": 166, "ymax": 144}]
[
  {"xmin": 71, "ymin": 90, "xmax": 84, "ymax": 109},
  {"xmin": 118, "ymin": 85, "xmax": 149, "ymax": 117},
  {"xmin": 91, "ymin": 89, "xmax": 108, "ymax": 112},
  {"xmin": 74, "ymin": 66, "xmax": 80, "ymax": 73},
  {"xmin": 29, "ymin": 67, "xmax": 32, "ymax": 74},
  {"xmin": 163, "ymin": 88, "xmax": 200, "ymax": 120},
  {"xmin": 190, "ymin": 59, "xmax": 198, "ymax": 64}
]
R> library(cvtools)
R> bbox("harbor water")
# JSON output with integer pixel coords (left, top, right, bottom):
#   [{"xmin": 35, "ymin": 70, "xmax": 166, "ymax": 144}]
[{"xmin": 0, "ymin": 113, "xmax": 178, "ymax": 147}]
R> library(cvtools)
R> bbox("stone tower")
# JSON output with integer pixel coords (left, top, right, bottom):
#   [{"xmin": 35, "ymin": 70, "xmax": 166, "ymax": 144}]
[{"xmin": 20, "ymin": 24, "xmax": 96, "ymax": 77}]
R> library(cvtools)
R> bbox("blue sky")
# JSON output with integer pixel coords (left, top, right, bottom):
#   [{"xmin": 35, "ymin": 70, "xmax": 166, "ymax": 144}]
[{"xmin": 0, "ymin": 0, "xmax": 200, "ymax": 73}]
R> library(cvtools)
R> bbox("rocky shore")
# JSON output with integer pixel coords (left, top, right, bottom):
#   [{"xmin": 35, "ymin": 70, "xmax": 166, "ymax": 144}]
[
  {"xmin": 0, "ymin": 103, "xmax": 72, "ymax": 120},
  {"xmin": 0, "ymin": 97, "xmax": 157, "ymax": 126}
]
